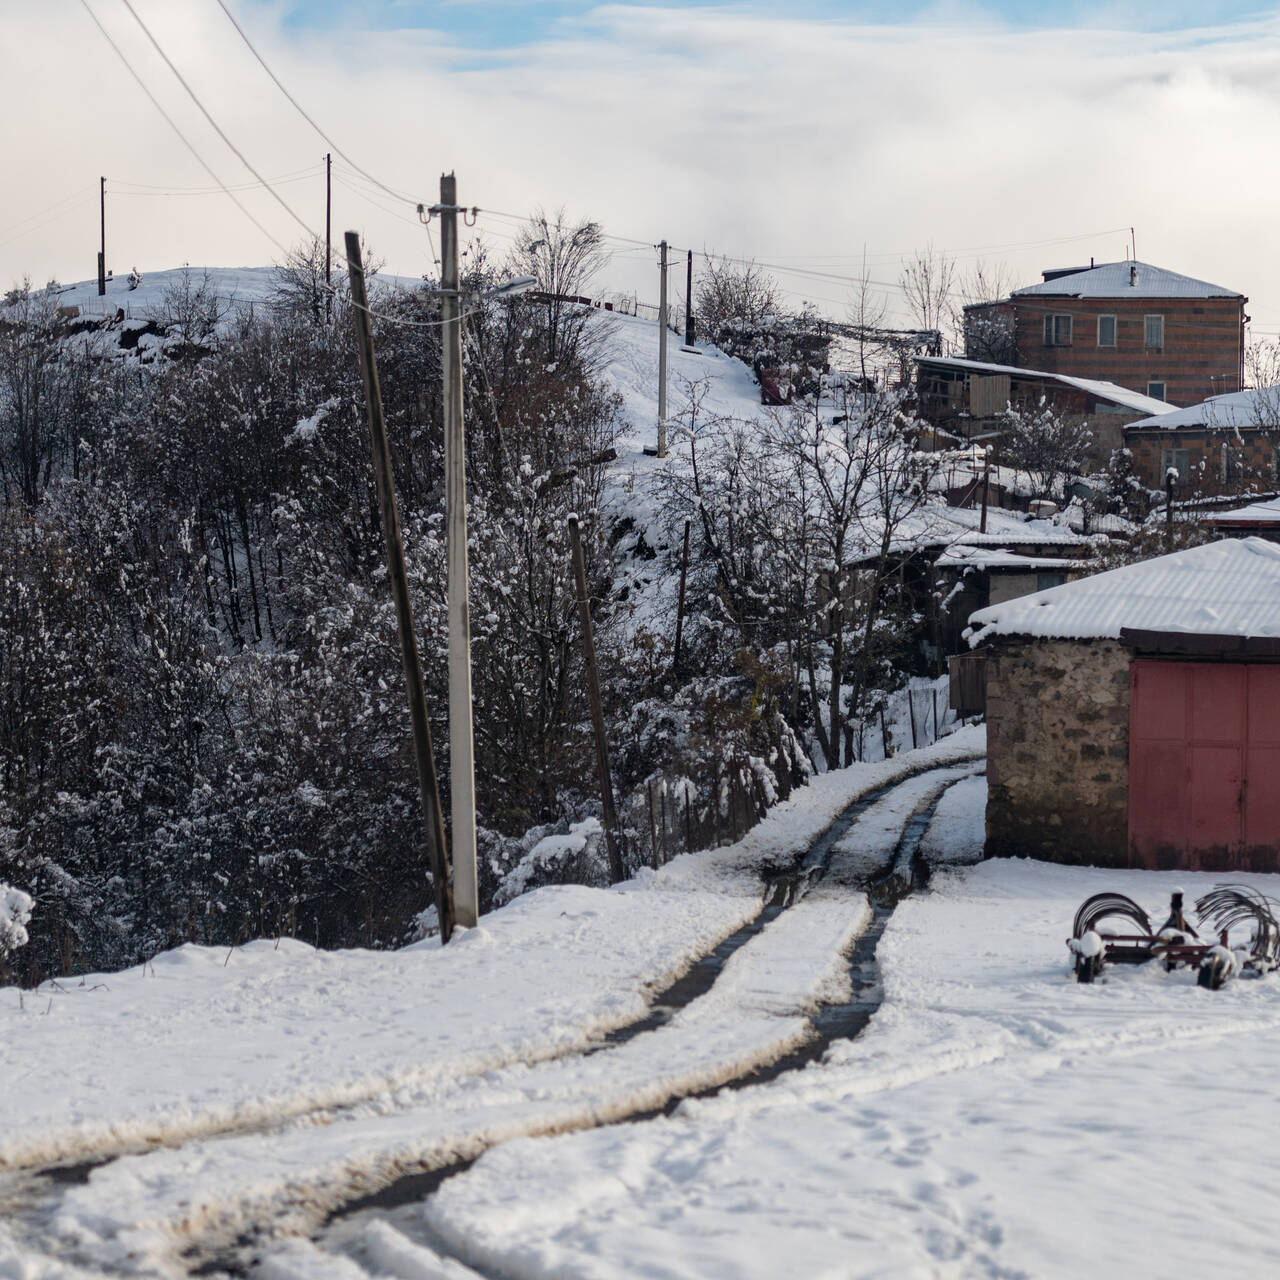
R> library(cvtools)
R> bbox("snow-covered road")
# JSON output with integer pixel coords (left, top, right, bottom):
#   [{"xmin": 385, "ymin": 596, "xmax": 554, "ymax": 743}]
[{"xmin": 0, "ymin": 733, "xmax": 985, "ymax": 1278}]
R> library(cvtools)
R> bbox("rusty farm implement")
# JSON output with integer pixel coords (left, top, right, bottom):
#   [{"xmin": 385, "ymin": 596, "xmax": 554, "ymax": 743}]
[{"xmin": 1068, "ymin": 885, "xmax": 1280, "ymax": 989}]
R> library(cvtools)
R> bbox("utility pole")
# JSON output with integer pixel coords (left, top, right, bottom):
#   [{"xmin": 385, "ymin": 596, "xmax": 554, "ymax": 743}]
[
  {"xmin": 98, "ymin": 176, "xmax": 106, "ymax": 297},
  {"xmin": 324, "ymin": 153, "xmax": 332, "ymax": 323},
  {"xmin": 684, "ymin": 249, "xmax": 695, "ymax": 347},
  {"xmin": 437, "ymin": 172, "xmax": 480, "ymax": 929},
  {"xmin": 568, "ymin": 514, "xmax": 624, "ymax": 884},
  {"xmin": 657, "ymin": 240, "xmax": 669, "ymax": 457},
  {"xmin": 344, "ymin": 230, "xmax": 454, "ymax": 943}
]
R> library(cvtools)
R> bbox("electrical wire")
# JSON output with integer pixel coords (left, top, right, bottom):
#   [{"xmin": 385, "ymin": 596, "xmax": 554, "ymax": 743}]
[
  {"xmin": 0, "ymin": 192, "xmax": 97, "ymax": 251},
  {"xmin": 109, "ymin": 168, "xmax": 323, "ymax": 197},
  {"xmin": 119, "ymin": 0, "xmax": 322, "ymax": 251},
  {"xmin": 213, "ymin": 0, "xmax": 422, "ymax": 207},
  {"xmin": 0, "ymin": 189, "xmax": 95, "ymax": 241},
  {"xmin": 77, "ymin": 0, "xmax": 289, "ymax": 254}
]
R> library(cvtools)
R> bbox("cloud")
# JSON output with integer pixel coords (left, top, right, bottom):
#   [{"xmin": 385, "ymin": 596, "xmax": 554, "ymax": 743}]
[{"xmin": 6, "ymin": 2, "xmax": 1280, "ymax": 330}]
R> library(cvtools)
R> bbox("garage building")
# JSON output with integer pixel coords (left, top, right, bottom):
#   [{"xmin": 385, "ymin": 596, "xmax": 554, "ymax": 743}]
[{"xmin": 967, "ymin": 538, "xmax": 1280, "ymax": 871}]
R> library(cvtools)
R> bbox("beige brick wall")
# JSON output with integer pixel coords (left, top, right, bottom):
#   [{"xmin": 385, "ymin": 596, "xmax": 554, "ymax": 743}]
[{"xmin": 985, "ymin": 637, "xmax": 1131, "ymax": 865}]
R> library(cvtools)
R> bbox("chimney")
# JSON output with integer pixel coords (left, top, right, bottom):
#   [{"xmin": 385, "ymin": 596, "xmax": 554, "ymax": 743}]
[{"xmin": 1129, "ymin": 263, "xmax": 1137, "ymax": 287}]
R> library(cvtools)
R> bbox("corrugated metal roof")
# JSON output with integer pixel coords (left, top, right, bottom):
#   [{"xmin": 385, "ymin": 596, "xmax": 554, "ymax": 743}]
[
  {"xmin": 966, "ymin": 537, "xmax": 1280, "ymax": 644},
  {"xmin": 935, "ymin": 545, "xmax": 1083, "ymax": 571},
  {"xmin": 1204, "ymin": 497, "xmax": 1280, "ymax": 525},
  {"xmin": 1012, "ymin": 261, "xmax": 1242, "ymax": 300},
  {"xmin": 917, "ymin": 355, "xmax": 1175, "ymax": 416},
  {"xmin": 1127, "ymin": 385, "xmax": 1280, "ymax": 432}
]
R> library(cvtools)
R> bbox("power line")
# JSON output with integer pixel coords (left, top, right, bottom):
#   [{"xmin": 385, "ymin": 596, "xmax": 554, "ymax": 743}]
[
  {"xmin": 77, "ymin": 0, "xmax": 289, "ymax": 254},
  {"xmin": 213, "ymin": 0, "xmax": 422, "ymax": 207},
  {"xmin": 119, "ymin": 0, "xmax": 320, "ymax": 248},
  {"xmin": 109, "ymin": 165, "xmax": 323, "ymax": 197}
]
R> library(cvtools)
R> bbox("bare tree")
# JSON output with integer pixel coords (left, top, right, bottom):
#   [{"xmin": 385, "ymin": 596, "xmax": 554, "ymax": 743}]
[
  {"xmin": 512, "ymin": 209, "xmax": 611, "ymax": 371},
  {"xmin": 0, "ymin": 281, "xmax": 84, "ymax": 505},
  {"xmin": 997, "ymin": 400, "xmax": 1092, "ymax": 500},
  {"xmin": 900, "ymin": 244, "xmax": 957, "ymax": 352},
  {"xmin": 954, "ymin": 259, "xmax": 1016, "ymax": 364},
  {"xmin": 147, "ymin": 267, "xmax": 233, "ymax": 351},
  {"xmin": 695, "ymin": 256, "xmax": 781, "ymax": 341}
]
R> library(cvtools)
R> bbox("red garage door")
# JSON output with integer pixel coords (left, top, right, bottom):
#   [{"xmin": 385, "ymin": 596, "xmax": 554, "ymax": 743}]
[{"xmin": 1129, "ymin": 660, "xmax": 1280, "ymax": 871}]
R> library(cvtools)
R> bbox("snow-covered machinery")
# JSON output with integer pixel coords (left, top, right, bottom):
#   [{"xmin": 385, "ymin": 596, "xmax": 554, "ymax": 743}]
[{"xmin": 1068, "ymin": 886, "xmax": 1280, "ymax": 989}]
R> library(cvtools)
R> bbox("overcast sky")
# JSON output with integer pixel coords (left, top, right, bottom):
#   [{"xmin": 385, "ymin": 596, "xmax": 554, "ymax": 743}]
[{"xmin": 6, "ymin": 1, "xmax": 1280, "ymax": 336}]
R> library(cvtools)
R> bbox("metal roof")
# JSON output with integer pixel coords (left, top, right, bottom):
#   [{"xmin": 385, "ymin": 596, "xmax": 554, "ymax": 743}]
[
  {"xmin": 1012, "ymin": 261, "xmax": 1242, "ymax": 300},
  {"xmin": 967, "ymin": 537, "xmax": 1280, "ymax": 644},
  {"xmin": 917, "ymin": 355, "xmax": 1175, "ymax": 417},
  {"xmin": 1127, "ymin": 385, "xmax": 1280, "ymax": 432}
]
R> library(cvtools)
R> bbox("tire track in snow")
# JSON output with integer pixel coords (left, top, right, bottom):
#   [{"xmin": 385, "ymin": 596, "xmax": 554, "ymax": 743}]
[{"xmin": 2, "ymin": 759, "xmax": 984, "ymax": 1279}]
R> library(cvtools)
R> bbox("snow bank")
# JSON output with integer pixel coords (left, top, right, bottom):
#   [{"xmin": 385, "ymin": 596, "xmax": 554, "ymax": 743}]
[{"xmin": 422, "ymin": 856, "xmax": 1280, "ymax": 1278}]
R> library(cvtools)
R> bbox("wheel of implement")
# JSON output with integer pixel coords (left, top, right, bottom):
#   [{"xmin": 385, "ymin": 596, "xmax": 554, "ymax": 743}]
[
  {"xmin": 1198, "ymin": 950, "xmax": 1231, "ymax": 991},
  {"xmin": 1075, "ymin": 951, "xmax": 1103, "ymax": 984}
]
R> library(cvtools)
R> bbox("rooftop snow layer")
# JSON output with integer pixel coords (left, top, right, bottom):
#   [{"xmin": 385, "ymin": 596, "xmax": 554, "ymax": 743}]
[
  {"xmin": 917, "ymin": 355, "xmax": 1175, "ymax": 417},
  {"xmin": 1012, "ymin": 260, "xmax": 1242, "ymax": 300},
  {"xmin": 967, "ymin": 537, "xmax": 1280, "ymax": 644},
  {"xmin": 1204, "ymin": 497, "xmax": 1280, "ymax": 524},
  {"xmin": 934, "ymin": 545, "xmax": 1083, "ymax": 571},
  {"xmin": 1127, "ymin": 385, "xmax": 1280, "ymax": 431}
]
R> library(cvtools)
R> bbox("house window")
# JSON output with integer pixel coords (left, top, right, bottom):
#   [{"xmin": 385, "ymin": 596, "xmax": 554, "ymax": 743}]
[
  {"xmin": 1221, "ymin": 443, "xmax": 1245, "ymax": 486},
  {"xmin": 1161, "ymin": 447, "xmax": 1190, "ymax": 486},
  {"xmin": 1043, "ymin": 314, "xmax": 1072, "ymax": 346},
  {"xmin": 1036, "ymin": 572, "xmax": 1067, "ymax": 591},
  {"xmin": 1144, "ymin": 314, "xmax": 1165, "ymax": 349},
  {"xmin": 1097, "ymin": 315, "xmax": 1116, "ymax": 347},
  {"xmin": 1147, "ymin": 381, "xmax": 1167, "ymax": 401}
]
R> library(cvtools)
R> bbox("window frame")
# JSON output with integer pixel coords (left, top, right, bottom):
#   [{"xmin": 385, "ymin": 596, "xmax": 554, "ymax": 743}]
[
  {"xmin": 1161, "ymin": 446, "xmax": 1190, "ymax": 487},
  {"xmin": 1147, "ymin": 380, "xmax": 1167, "ymax": 402},
  {"xmin": 1144, "ymin": 314, "xmax": 1165, "ymax": 350},
  {"xmin": 1097, "ymin": 314, "xmax": 1117, "ymax": 347},
  {"xmin": 1043, "ymin": 313, "xmax": 1073, "ymax": 347}
]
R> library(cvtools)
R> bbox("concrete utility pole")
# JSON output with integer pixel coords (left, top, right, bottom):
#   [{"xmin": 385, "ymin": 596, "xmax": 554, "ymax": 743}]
[
  {"xmin": 657, "ymin": 239, "xmax": 669, "ymax": 457},
  {"xmin": 98, "ymin": 176, "xmax": 106, "ymax": 297},
  {"xmin": 437, "ymin": 172, "xmax": 480, "ymax": 929},
  {"xmin": 345, "ymin": 230, "xmax": 454, "ymax": 943},
  {"xmin": 324, "ymin": 154, "xmax": 333, "ymax": 323}
]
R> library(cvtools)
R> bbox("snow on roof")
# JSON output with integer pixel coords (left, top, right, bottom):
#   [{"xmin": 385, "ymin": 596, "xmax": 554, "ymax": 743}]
[
  {"xmin": 917, "ymin": 355, "xmax": 1175, "ymax": 417},
  {"xmin": 1012, "ymin": 260, "xmax": 1242, "ymax": 300},
  {"xmin": 935, "ymin": 545, "xmax": 1083, "ymax": 571},
  {"xmin": 967, "ymin": 537, "xmax": 1280, "ymax": 644},
  {"xmin": 1203, "ymin": 497, "xmax": 1280, "ymax": 525},
  {"xmin": 1127, "ymin": 385, "xmax": 1280, "ymax": 432},
  {"xmin": 852, "ymin": 502, "xmax": 1089, "ymax": 564}
]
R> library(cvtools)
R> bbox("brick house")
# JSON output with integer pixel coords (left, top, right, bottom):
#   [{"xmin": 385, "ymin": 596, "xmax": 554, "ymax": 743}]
[
  {"xmin": 966, "ymin": 538, "xmax": 1280, "ymax": 871},
  {"xmin": 964, "ymin": 261, "xmax": 1247, "ymax": 408},
  {"xmin": 915, "ymin": 354, "xmax": 1172, "ymax": 461},
  {"xmin": 1124, "ymin": 385, "xmax": 1280, "ymax": 494}
]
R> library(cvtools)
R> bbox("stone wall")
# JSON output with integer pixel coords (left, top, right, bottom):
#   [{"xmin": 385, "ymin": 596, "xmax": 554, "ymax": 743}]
[{"xmin": 985, "ymin": 637, "xmax": 1131, "ymax": 865}]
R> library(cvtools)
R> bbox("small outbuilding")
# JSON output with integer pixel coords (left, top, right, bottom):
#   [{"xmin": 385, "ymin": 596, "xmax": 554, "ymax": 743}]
[{"xmin": 967, "ymin": 538, "xmax": 1280, "ymax": 871}]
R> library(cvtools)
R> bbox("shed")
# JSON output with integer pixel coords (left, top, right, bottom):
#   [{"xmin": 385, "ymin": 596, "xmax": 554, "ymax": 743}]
[{"xmin": 967, "ymin": 538, "xmax": 1280, "ymax": 871}]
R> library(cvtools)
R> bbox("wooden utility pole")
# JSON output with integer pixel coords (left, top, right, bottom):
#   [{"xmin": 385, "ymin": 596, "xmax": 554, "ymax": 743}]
[
  {"xmin": 324, "ymin": 153, "xmax": 332, "ymax": 312},
  {"xmin": 345, "ymin": 230, "xmax": 454, "ymax": 943},
  {"xmin": 684, "ymin": 249, "xmax": 695, "ymax": 346},
  {"xmin": 657, "ymin": 239, "xmax": 669, "ymax": 457},
  {"xmin": 1166, "ymin": 469, "xmax": 1176, "ymax": 551},
  {"xmin": 672, "ymin": 518, "xmax": 691, "ymax": 675},
  {"xmin": 98, "ymin": 176, "xmax": 106, "ymax": 297},
  {"xmin": 979, "ymin": 456, "xmax": 990, "ymax": 534},
  {"xmin": 437, "ymin": 173, "xmax": 480, "ymax": 929},
  {"xmin": 568, "ymin": 514, "xmax": 624, "ymax": 884}
]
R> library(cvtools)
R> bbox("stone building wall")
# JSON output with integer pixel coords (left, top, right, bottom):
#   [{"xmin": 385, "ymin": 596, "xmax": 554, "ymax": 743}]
[{"xmin": 985, "ymin": 637, "xmax": 1131, "ymax": 865}]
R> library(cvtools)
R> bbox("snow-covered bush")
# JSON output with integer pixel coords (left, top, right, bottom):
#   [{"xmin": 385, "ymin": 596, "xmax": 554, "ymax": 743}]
[{"xmin": 0, "ymin": 883, "xmax": 33, "ymax": 961}]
